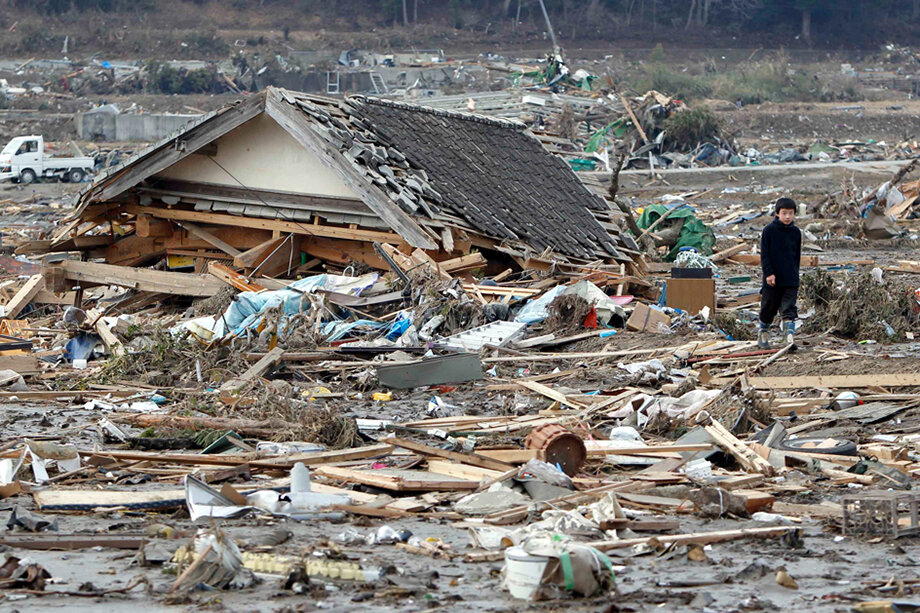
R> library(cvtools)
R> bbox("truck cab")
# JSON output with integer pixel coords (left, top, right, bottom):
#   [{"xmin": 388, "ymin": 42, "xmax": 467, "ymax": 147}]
[{"xmin": 0, "ymin": 135, "xmax": 94, "ymax": 184}]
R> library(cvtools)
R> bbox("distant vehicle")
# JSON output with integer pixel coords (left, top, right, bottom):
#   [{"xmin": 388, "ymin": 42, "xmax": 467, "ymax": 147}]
[{"xmin": 0, "ymin": 135, "xmax": 94, "ymax": 184}]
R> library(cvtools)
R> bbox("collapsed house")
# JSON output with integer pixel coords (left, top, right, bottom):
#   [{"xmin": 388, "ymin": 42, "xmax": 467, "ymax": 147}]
[{"xmin": 38, "ymin": 87, "xmax": 641, "ymax": 291}]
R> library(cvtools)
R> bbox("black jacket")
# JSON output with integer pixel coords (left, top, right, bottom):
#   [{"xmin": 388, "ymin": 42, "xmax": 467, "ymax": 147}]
[{"xmin": 760, "ymin": 218, "xmax": 801, "ymax": 287}]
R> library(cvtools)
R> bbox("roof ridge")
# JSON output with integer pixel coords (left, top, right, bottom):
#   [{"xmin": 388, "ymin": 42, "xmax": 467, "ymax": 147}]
[{"xmin": 352, "ymin": 95, "xmax": 526, "ymax": 131}]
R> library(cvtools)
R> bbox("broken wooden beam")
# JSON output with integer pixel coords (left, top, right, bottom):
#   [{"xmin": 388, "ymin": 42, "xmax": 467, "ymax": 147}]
[
  {"xmin": 3, "ymin": 274, "xmax": 44, "ymax": 319},
  {"xmin": 207, "ymin": 261, "xmax": 267, "ymax": 292},
  {"xmin": 220, "ymin": 347, "xmax": 284, "ymax": 391},
  {"xmin": 386, "ymin": 437, "xmax": 516, "ymax": 472},
  {"xmin": 313, "ymin": 465, "xmax": 479, "ymax": 492},
  {"xmin": 43, "ymin": 260, "xmax": 224, "ymax": 297},
  {"xmin": 704, "ymin": 419, "xmax": 775, "ymax": 475},
  {"xmin": 86, "ymin": 309, "xmax": 126, "ymax": 357},
  {"xmin": 710, "ymin": 243, "xmax": 749, "ymax": 263},
  {"xmin": 711, "ymin": 373, "xmax": 920, "ymax": 389},
  {"xmin": 177, "ymin": 221, "xmax": 242, "ymax": 257}
]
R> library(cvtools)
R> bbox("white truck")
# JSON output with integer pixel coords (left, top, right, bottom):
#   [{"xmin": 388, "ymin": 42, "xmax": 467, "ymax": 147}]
[{"xmin": 0, "ymin": 135, "xmax": 94, "ymax": 184}]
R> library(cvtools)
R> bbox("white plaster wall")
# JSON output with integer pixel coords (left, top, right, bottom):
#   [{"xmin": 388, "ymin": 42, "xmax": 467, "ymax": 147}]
[{"xmin": 155, "ymin": 113, "xmax": 358, "ymax": 198}]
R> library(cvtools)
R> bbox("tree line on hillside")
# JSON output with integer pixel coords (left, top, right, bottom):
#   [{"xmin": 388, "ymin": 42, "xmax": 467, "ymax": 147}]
[{"xmin": 8, "ymin": 0, "xmax": 920, "ymax": 46}]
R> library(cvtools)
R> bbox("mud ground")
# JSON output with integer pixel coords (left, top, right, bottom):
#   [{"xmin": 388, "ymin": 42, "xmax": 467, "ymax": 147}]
[{"xmin": 1, "ymin": 113, "xmax": 920, "ymax": 611}]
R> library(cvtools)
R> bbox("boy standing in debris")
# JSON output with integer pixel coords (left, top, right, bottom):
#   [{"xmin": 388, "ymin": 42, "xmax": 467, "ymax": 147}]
[{"xmin": 758, "ymin": 197, "xmax": 802, "ymax": 349}]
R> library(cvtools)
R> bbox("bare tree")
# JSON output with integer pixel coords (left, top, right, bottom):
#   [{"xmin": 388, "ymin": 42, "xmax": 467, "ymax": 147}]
[
  {"xmin": 721, "ymin": 0, "xmax": 763, "ymax": 21},
  {"xmin": 685, "ymin": 0, "xmax": 697, "ymax": 29},
  {"xmin": 689, "ymin": 0, "xmax": 760, "ymax": 28},
  {"xmin": 402, "ymin": 0, "xmax": 409, "ymax": 26},
  {"xmin": 587, "ymin": 0, "xmax": 601, "ymax": 20},
  {"xmin": 794, "ymin": 0, "xmax": 819, "ymax": 42}
]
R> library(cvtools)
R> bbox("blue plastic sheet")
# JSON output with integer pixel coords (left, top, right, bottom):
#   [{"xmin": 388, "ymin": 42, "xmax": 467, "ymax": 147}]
[
  {"xmin": 215, "ymin": 273, "xmax": 377, "ymax": 338},
  {"xmin": 386, "ymin": 312, "xmax": 412, "ymax": 341},
  {"xmin": 323, "ymin": 319, "xmax": 388, "ymax": 342},
  {"xmin": 513, "ymin": 285, "xmax": 567, "ymax": 325},
  {"xmin": 64, "ymin": 333, "xmax": 100, "ymax": 362}
]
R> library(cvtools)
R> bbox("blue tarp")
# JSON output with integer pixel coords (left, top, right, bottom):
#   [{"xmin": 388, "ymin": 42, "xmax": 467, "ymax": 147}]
[{"xmin": 215, "ymin": 273, "xmax": 378, "ymax": 338}]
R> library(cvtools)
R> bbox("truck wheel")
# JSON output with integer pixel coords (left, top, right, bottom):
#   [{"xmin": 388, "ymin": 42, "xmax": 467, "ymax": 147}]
[
  {"xmin": 776, "ymin": 438, "xmax": 858, "ymax": 456},
  {"xmin": 68, "ymin": 169, "xmax": 84, "ymax": 183},
  {"xmin": 19, "ymin": 169, "xmax": 36, "ymax": 184}
]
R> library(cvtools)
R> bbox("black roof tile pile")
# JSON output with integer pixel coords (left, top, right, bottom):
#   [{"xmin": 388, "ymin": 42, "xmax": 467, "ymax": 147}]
[{"xmin": 352, "ymin": 97, "xmax": 619, "ymax": 260}]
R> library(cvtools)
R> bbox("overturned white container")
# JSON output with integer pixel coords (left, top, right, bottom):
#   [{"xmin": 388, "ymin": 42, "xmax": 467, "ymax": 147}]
[{"xmin": 504, "ymin": 546, "xmax": 552, "ymax": 600}]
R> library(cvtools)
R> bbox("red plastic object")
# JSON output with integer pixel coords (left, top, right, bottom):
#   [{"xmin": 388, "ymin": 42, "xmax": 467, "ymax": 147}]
[{"xmin": 584, "ymin": 306, "xmax": 598, "ymax": 329}]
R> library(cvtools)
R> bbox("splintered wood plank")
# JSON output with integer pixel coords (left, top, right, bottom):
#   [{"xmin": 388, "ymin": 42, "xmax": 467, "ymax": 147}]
[
  {"xmin": 585, "ymin": 443, "xmax": 714, "ymax": 457},
  {"xmin": 587, "ymin": 526, "xmax": 799, "ymax": 552},
  {"xmin": 220, "ymin": 347, "xmax": 284, "ymax": 391},
  {"xmin": 3, "ymin": 274, "xmax": 44, "ymax": 319},
  {"xmin": 426, "ymin": 459, "xmax": 503, "ymax": 482},
  {"xmin": 207, "ymin": 262, "xmax": 266, "ymax": 292},
  {"xmin": 705, "ymin": 419, "xmax": 775, "ymax": 475},
  {"xmin": 86, "ymin": 309, "xmax": 125, "ymax": 357},
  {"xmin": 476, "ymin": 449, "xmax": 539, "ymax": 464},
  {"xmin": 712, "ymin": 374, "xmax": 920, "ymax": 389},
  {"xmin": 710, "ymin": 243, "xmax": 750, "ymax": 263},
  {"xmin": 439, "ymin": 252, "xmax": 486, "ymax": 273},
  {"xmin": 284, "ymin": 444, "xmax": 394, "ymax": 466},
  {"xmin": 461, "ymin": 284, "xmax": 542, "ymax": 297},
  {"xmin": 313, "ymin": 466, "xmax": 478, "ymax": 491},
  {"xmin": 387, "ymin": 437, "xmax": 515, "ymax": 472},
  {"xmin": 234, "ymin": 237, "xmax": 286, "ymax": 269},
  {"xmin": 516, "ymin": 380, "xmax": 590, "ymax": 410}
]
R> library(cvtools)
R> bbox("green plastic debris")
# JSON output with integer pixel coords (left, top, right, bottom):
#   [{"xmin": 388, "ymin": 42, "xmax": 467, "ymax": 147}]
[
  {"xmin": 808, "ymin": 141, "xmax": 840, "ymax": 156},
  {"xmin": 585, "ymin": 119, "xmax": 629, "ymax": 153},
  {"xmin": 569, "ymin": 158, "xmax": 598, "ymax": 171},
  {"xmin": 636, "ymin": 203, "xmax": 716, "ymax": 261}
]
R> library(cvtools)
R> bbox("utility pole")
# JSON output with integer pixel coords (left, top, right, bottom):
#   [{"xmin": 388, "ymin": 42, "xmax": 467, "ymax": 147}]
[{"xmin": 536, "ymin": 0, "xmax": 558, "ymax": 52}]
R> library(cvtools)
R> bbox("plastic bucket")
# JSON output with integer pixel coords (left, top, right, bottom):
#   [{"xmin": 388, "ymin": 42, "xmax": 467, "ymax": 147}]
[{"xmin": 504, "ymin": 546, "xmax": 552, "ymax": 600}]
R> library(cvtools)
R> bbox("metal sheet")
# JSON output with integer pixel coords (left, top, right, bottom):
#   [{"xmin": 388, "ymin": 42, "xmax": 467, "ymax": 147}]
[
  {"xmin": 377, "ymin": 352, "xmax": 482, "ymax": 389},
  {"xmin": 827, "ymin": 401, "xmax": 909, "ymax": 424}
]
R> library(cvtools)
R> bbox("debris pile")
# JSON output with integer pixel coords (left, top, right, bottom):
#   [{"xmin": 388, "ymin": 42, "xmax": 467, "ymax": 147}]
[{"xmin": 0, "ymin": 86, "xmax": 919, "ymax": 611}]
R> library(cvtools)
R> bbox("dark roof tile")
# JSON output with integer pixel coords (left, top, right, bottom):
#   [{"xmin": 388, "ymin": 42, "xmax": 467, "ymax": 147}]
[{"xmin": 350, "ymin": 98, "xmax": 619, "ymax": 259}]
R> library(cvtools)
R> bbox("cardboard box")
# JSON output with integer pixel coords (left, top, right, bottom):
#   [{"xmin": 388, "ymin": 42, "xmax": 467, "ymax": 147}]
[
  {"xmin": 626, "ymin": 302, "xmax": 672, "ymax": 333},
  {"xmin": 666, "ymin": 278, "xmax": 716, "ymax": 315}
]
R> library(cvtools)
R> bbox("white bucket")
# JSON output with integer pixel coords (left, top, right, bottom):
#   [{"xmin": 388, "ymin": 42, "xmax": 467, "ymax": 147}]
[{"xmin": 504, "ymin": 546, "xmax": 552, "ymax": 600}]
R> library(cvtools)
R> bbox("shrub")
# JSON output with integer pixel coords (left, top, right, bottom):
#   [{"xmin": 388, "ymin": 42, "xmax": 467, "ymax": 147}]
[
  {"xmin": 179, "ymin": 68, "xmax": 215, "ymax": 94},
  {"xmin": 710, "ymin": 55, "xmax": 815, "ymax": 104},
  {"xmin": 148, "ymin": 62, "xmax": 181, "ymax": 94},
  {"xmin": 635, "ymin": 64, "xmax": 712, "ymax": 101},
  {"xmin": 185, "ymin": 32, "xmax": 229, "ymax": 57},
  {"xmin": 663, "ymin": 107, "xmax": 722, "ymax": 150}
]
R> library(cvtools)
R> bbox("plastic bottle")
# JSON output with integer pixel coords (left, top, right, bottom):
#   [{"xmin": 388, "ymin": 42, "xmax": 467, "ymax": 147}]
[{"xmin": 291, "ymin": 462, "xmax": 311, "ymax": 494}]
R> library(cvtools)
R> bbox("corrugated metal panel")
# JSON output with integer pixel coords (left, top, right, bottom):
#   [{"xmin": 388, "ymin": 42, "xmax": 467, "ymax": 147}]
[{"xmin": 434, "ymin": 321, "xmax": 527, "ymax": 352}]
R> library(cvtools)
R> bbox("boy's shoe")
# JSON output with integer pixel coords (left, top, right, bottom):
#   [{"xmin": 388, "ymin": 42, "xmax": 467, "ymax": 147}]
[
  {"xmin": 782, "ymin": 320, "xmax": 795, "ymax": 346},
  {"xmin": 757, "ymin": 328, "xmax": 771, "ymax": 350}
]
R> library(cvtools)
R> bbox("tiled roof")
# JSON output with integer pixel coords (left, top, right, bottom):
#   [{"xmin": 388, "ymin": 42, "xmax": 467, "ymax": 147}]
[{"xmin": 348, "ymin": 97, "xmax": 619, "ymax": 260}]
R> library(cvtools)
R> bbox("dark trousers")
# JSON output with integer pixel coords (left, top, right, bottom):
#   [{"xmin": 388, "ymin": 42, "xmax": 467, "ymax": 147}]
[{"xmin": 759, "ymin": 285, "xmax": 798, "ymax": 328}]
